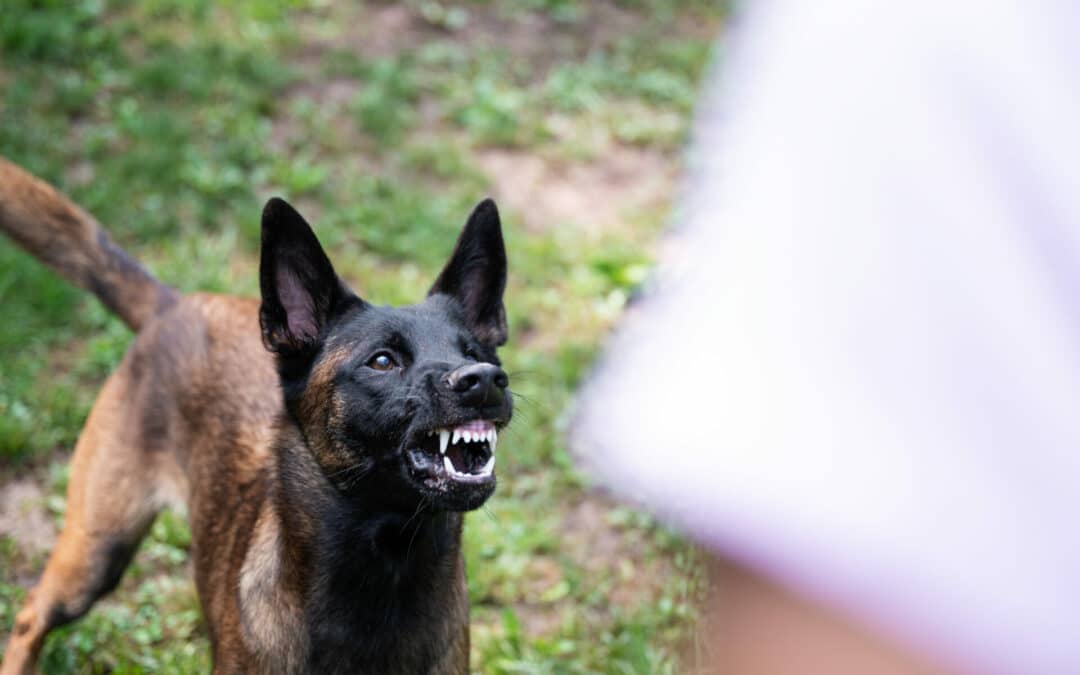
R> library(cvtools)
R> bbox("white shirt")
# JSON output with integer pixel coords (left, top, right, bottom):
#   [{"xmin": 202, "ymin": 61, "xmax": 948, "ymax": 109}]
[{"xmin": 572, "ymin": 2, "xmax": 1080, "ymax": 672}]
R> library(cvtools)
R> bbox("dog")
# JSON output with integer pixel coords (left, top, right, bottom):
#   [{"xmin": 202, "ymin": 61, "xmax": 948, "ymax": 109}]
[{"xmin": 0, "ymin": 157, "xmax": 512, "ymax": 674}]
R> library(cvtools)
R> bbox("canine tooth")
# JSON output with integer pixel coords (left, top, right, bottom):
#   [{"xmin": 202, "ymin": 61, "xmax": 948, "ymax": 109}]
[
  {"xmin": 439, "ymin": 429, "xmax": 450, "ymax": 455},
  {"xmin": 443, "ymin": 455, "xmax": 456, "ymax": 475},
  {"xmin": 480, "ymin": 456, "xmax": 495, "ymax": 475},
  {"xmin": 490, "ymin": 429, "xmax": 497, "ymax": 453},
  {"xmin": 452, "ymin": 429, "xmax": 461, "ymax": 445}
]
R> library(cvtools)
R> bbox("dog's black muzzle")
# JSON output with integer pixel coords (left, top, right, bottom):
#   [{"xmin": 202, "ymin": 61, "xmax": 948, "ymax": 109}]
[{"xmin": 397, "ymin": 363, "xmax": 511, "ymax": 511}]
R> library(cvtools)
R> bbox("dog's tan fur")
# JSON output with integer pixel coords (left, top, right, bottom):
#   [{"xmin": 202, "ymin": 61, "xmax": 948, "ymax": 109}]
[{"xmin": 0, "ymin": 158, "xmax": 471, "ymax": 674}]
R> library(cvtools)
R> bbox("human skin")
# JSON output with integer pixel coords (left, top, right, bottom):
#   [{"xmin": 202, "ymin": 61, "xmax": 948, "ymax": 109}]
[{"xmin": 694, "ymin": 558, "xmax": 954, "ymax": 675}]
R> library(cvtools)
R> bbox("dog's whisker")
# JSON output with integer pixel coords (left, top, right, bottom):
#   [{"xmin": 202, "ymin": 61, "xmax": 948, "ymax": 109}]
[
  {"xmin": 324, "ymin": 464, "xmax": 360, "ymax": 478},
  {"xmin": 341, "ymin": 469, "xmax": 373, "ymax": 492},
  {"xmin": 504, "ymin": 369, "xmax": 556, "ymax": 383},
  {"xmin": 499, "ymin": 402, "xmax": 535, "ymax": 425},
  {"xmin": 498, "ymin": 427, "xmax": 531, "ymax": 445},
  {"xmin": 325, "ymin": 461, "xmax": 377, "ymax": 493},
  {"xmin": 403, "ymin": 497, "xmax": 428, "ymax": 564},
  {"xmin": 324, "ymin": 463, "xmax": 367, "ymax": 480},
  {"xmin": 509, "ymin": 391, "xmax": 555, "ymax": 416},
  {"xmin": 400, "ymin": 497, "xmax": 428, "ymax": 534},
  {"xmin": 481, "ymin": 505, "xmax": 500, "ymax": 525}
]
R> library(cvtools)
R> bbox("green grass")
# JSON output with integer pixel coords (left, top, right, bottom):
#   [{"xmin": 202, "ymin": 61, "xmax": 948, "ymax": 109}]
[{"xmin": 0, "ymin": 1, "xmax": 723, "ymax": 672}]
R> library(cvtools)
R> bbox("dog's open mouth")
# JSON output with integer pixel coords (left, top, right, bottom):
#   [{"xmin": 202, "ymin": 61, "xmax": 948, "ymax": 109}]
[{"xmin": 408, "ymin": 419, "xmax": 497, "ymax": 484}]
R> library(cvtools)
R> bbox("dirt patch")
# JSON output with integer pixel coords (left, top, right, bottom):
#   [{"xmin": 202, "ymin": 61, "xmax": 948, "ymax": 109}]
[
  {"xmin": 561, "ymin": 492, "xmax": 676, "ymax": 609},
  {"xmin": 303, "ymin": 1, "xmax": 642, "ymax": 66},
  {"xmin": 0, "ymin": 476, "xmax": 56, "ymax": 562},
  {"xmin": 290, "ymin": 77, "xmax": 358, "ymax": 109},
  {"xmin": 511, "ymin": 555, "xmax": 567, "ymax": 637},
  {"xmin": 476, "ymin": 146, "xmax": 677, "ymax": 234},
  {"xmin": 267, "ymin": 77, "xmax": 360, "ymax": 156},
  {"xmin": 341, "ymin": 4, "xmax": 431, "ymax": 59},
  {"xmin": 506, "ymin": 490, "xmax": 683, "ymax": 639}
]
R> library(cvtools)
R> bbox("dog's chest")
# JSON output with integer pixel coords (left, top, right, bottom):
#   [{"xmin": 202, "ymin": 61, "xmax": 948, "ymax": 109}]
[
  {"xmin": 234, "ymin": 506, "xmax": 469, "ymax": 674},
  {"xmin": 301, "ymin": 544, "xmax": 469, "ymax": 673}
]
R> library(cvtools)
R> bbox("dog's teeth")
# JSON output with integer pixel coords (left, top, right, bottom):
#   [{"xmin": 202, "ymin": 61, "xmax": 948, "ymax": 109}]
[
  {"xmin": 490, "ymin": 429, "xmax": 497, "ymax": 452},
  {"xmin": 443, "ymin": 455, "xmax": 456, "ymax": 475},
  {"xmin": 439, "ymin": 429, "xmax": 450, "ymax": 454},
  {"xmin": 480, "ymin": 455, "xmax": 495, "ymax": 475}
]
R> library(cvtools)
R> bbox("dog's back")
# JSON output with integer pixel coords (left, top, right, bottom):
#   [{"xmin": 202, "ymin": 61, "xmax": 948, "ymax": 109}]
[
  {"xmin": 0, "ymin": 156, "xmax": 281, "ymax": 512},
  {"xmin": 0, "ymin": 157, "xmax": 281, "ymax": 487}
]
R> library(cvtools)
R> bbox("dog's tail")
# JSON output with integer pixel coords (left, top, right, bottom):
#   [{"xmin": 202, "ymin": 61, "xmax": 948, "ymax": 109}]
[{"xmin": 0, "ymin": 157, "xmax": 178, "ymax": 331}]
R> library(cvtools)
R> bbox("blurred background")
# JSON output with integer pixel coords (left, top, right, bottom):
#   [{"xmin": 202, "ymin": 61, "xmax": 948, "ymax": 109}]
[{"xmin": 0, "ymin": 0, "xmax": 724, "ymax": 671}]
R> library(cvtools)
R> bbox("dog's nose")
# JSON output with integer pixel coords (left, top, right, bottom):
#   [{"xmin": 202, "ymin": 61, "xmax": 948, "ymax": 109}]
[{"xmin": 445, "ymin": 363, "xmax": 509, "ymax": 407}]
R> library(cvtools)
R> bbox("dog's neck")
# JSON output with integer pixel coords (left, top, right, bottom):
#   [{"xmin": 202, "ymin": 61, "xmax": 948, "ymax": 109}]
[{"xmin": 256, "ymin": 424, "xmax": 468, "ymax": 673}]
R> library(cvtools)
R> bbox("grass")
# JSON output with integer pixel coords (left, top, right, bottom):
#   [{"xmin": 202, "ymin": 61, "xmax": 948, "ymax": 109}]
[{"xmin": 0, "ymin": 1, "xmax": 724, "ymax": 672}]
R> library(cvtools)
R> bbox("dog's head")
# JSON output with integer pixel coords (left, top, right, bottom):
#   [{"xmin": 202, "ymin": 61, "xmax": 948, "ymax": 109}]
[{"xmin": 258, "ymin": 197, "xmax": 511, "ymax": 512}]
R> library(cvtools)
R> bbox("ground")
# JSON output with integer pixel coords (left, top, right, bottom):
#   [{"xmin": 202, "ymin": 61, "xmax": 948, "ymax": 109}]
[{"xmin": 0, "ymin": 1, "xmax": 724, "ymax": 672}]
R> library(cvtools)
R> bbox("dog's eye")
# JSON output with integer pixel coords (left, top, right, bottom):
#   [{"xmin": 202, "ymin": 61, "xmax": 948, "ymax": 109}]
[{"xmin": 367, "ymin": 352, "xmax": 398, "ymax": 371}]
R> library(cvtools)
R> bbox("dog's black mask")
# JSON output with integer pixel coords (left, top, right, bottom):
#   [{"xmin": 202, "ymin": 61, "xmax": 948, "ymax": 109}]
[{"xmin": 258, "ymin": 197, "xmax": 511, "ymax": 512}]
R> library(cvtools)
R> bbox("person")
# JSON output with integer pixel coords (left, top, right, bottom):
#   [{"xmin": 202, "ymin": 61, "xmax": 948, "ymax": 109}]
[{"xmin": 571, "ymin": 1, "xmax": 1080, "ymax": 672}]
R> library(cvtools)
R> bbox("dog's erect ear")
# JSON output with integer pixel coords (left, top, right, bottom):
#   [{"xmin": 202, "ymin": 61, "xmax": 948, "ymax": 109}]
[
  {"xmin": 429, "ymin": 199, "xmax": 508, "ymax": 347},
  {"xmin": 259, "ymin": 197, "xmax": 356, "ymax": 356}
]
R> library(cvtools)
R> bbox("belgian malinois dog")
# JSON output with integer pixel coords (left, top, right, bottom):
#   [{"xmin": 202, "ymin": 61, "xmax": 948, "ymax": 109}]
[{"xmin": 0, "ymin": 157, "xmax": 512, "ymax": 674}]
